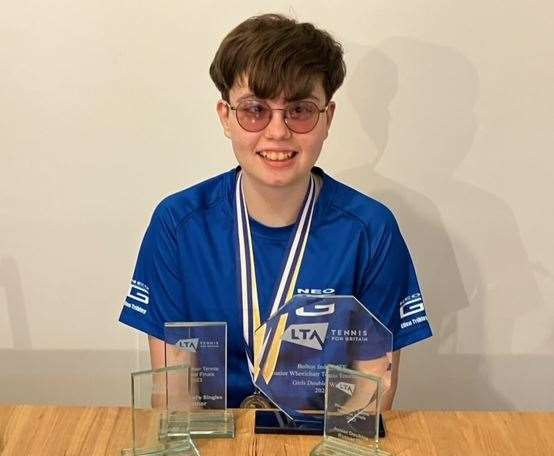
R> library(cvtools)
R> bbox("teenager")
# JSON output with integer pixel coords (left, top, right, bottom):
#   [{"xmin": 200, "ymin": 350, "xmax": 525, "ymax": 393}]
[{"xmin": 119, "ymin": 14, "xmax": 432, "ymax": 410}]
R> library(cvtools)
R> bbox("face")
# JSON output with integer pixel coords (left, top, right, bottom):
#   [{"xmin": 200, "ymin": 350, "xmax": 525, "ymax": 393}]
[{"xmin": 216, "ymin": 78, "xmax": 335, "ymax": 190}]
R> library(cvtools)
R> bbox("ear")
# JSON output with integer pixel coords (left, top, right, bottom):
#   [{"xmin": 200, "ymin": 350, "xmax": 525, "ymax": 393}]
[
  {"xmin": 323, "ymin": 101, "xmax": 336, "ymax": 139},
  {"xmin": 216, "ymin": 100, "xmax": 232, "ymax": 139}
]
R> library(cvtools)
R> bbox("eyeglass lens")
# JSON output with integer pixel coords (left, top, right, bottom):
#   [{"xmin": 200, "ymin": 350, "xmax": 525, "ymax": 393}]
[{"xmin": 235, "ymin": 100, "xmax": 321, "ymax": 133}]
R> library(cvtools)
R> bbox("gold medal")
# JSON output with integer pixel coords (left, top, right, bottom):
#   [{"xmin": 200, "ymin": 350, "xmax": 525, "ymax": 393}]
[{"xmin": 240, "ymin": 391, "xmax": 274, "ymax": 409}]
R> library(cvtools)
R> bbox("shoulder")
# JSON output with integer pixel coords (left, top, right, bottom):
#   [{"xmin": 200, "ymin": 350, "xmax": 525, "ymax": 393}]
[
  {"xmin": 151, "ymin": 169, "xmax": 235, "ymax": 230},
  {"xmin": 322, "ymin": 171, "xmax": 399, "ymax": 236}
]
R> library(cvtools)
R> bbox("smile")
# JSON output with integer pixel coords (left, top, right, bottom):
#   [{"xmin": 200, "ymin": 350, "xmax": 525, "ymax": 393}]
[{"xmin": 257, "ymin": 150, "xmax": 297, "ymax": 161}]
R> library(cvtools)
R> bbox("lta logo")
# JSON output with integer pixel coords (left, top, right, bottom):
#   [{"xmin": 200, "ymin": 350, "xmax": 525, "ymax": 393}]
[
  {"xmin": 175, "ymin": 338, "xmax": 199, "ymax": 352},
  {"xmin": 282, "ymin": 323, "xmax": 329, "ymax": 350},
  {"xmin": 336, "ymin": 381, "xmax": 356, "ymax": 396}
]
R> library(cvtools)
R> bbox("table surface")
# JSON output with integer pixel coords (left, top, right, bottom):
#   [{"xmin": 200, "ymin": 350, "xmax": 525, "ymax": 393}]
[{"xmin": 1, "ymin": 405, "xmax": 553, "ymax": 455}]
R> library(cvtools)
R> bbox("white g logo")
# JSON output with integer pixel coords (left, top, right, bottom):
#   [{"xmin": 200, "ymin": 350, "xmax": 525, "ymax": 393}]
[{"xmin": 296, "ymin": 303, "xmax": 335, "ymax": 317}]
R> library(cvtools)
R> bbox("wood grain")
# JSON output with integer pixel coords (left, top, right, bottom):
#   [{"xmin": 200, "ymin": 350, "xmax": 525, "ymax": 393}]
[{"xmin": 1, "ymin": 406, "xmax": 553, "ymax": 455}]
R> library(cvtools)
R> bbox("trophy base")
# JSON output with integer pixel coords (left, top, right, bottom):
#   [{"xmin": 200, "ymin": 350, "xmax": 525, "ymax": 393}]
[
  {"xmin": 121, "ymin": 437, "xmax": 200, "ymax": 456},
  {"xmin": 255, "ymin": 411, "xmax": 386, "ymax": 437},
  {"xmin": 255, "ymin": 410, "xmax": 323, "ymax": 435},
  {"xmin": 310, "ymin": 436, "xmax": 391, "ymax": 456},
  {"xmin": 162, "ymin": 409, "xmax": 235, "ymax": 439}
]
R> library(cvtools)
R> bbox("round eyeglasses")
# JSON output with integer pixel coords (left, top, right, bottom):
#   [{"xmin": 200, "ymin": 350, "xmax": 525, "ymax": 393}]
[{"xmin": 224, "ymin": 99, "xmax": 329, "ymax": 134}]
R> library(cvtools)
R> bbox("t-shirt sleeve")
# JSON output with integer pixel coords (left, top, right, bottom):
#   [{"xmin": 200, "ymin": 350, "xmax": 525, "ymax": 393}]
[
  {"xmin": 359, "ymin": 209, "xmax": 432, "ymax": 351},
  {"xmin": 119, "ymin": 202, "xmax": 184, "ymax": 341}
]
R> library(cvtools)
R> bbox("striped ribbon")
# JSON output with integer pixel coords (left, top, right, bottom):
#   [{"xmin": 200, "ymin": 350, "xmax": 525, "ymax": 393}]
[{"xmin": 235, "ymin": 170, "xmax": 317, "ymax": 384}]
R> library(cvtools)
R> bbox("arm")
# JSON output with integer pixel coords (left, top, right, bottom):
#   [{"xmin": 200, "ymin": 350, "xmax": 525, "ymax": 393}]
[
  {"xmin": 149, "ymin": 335, "xmax": 200, "ymax": 409},
  {"xmin": 382, "ymin": 350, "xmax": 400, "ymax": 411},
  {"xmin": 353, "ymin": 350, "xmax": 400, "ymax": 411},
  {"xmin": 148, "ymin": 336, "xmax": 166, "ymax": 408},
  {"xmin": 149, "ymin": 335, "xmax": 166, "ymax": 369}
]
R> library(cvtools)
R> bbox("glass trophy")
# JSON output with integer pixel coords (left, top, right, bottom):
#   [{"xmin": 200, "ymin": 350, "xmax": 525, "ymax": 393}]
[
  {"xmin": 121, "ymin": 364, "xmax": 200, "ymax": 456},
  {"xmin": 163, "ymin": 322, "xmax": 234, "ymax": 439},
  {"xmin": 253, "ymin": 295, "xmax": 393, "ymax": 435},
  {"xmin": 311, "ymin": 365, "xmax": 391, "ymax": 456}
]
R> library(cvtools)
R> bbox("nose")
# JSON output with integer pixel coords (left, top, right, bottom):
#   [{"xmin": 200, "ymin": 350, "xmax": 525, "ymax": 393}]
[{"xmin": 264, "ymin": 109, "xmax": 291, "ymax": 140}]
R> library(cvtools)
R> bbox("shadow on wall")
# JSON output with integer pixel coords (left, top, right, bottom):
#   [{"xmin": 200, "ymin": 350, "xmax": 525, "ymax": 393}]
[
  {"xmin": 1, "ymin": 257, "xmax": 32, "ymax": 350},
  {"xmin": 339, "ymin": 37, "xmax": 548, "ymax": 410},
  {"xmin": 0, "ymin": 256, "xmax": 149, "ymax": 405}
]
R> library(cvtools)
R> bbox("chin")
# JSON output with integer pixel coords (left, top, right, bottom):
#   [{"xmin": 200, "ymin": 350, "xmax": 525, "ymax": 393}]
[{"xmin": 264, "ymin": 173, "xmax": 310, "ymax": 189}]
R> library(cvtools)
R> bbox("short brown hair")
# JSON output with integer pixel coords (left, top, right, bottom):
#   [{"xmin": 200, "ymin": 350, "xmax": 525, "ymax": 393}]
[{"xmin": 209, "ymin": 14, "xmax": 346, "ymax": 103}]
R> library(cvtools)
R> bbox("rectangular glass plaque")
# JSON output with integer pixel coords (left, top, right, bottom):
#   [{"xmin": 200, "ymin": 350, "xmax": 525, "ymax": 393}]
[
  {"xmin": 311, "ymin": 365, "xmax": 391, "ymax": 456},
  {"xmin": 123, "ymin": 364, "xmax": 200, "ymax": 456},
  {"xmin": 164, "ymin": 322, "xmax": 234, "ymax": 438}
]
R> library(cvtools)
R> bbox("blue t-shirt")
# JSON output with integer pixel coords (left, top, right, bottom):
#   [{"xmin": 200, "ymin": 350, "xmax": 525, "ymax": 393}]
[{"xmin": 119, "ymin": 167, "xmax": 432, "ymax": 407}]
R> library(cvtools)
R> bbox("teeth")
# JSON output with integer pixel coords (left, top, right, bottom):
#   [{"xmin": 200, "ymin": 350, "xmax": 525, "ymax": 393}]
[{"xmin": 258, "ymin": 150, "xmax": 295, "ymax": 161}]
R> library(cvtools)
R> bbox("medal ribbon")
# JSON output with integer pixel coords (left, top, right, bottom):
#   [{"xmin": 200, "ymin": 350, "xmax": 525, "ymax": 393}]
[{"xmin": 235, "ymin": 170, "xmax": 317, "ymax": 384}]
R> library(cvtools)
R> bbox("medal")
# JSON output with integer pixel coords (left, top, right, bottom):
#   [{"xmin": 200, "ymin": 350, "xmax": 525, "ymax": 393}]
[
  {"xmin": 235, "ymin": 170, "xmax": 317, "ymax": 404},
  {"xmin": 239, "ymin": 391, "xmax": 274, "ymax": 409}
]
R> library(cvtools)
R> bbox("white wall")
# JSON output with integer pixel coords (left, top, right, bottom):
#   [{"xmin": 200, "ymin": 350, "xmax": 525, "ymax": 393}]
[{"xmin": 1, "ymin": 1, "xmax": 553, "ymax": 410}]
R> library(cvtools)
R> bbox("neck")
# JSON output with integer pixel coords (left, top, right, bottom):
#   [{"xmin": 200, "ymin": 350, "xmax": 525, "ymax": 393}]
[{"xmin": 242, "ymin": 174, "xmax": 313, "ymax": 227}]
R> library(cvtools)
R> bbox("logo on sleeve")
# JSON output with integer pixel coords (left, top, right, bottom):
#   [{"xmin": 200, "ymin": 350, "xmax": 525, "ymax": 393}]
[
  {"xmin": 124, "ymin": 280, "xmax": 150, "ymax": 315},
  {"xmin": 399, "ymin": 293, "xmax": 425, "ymax": 318},
  {"xmin": 399, "ymin": 293, "xmax": 428, "ymax": 329}
]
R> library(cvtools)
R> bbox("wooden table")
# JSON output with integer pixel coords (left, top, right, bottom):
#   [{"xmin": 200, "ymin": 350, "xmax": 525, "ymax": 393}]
[{"xmin": 1, "ymin": 405, "xmax": 553, "ymax": 455}]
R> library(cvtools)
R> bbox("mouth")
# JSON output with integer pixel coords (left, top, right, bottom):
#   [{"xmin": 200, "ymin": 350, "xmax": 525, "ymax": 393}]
[{"xmin": 256, "ymin": 150, "xmax": 298, "ymax": 162}]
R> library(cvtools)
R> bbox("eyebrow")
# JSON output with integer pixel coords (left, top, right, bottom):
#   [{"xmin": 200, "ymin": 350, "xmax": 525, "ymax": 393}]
[
  {"xmin": 297, "ymin": 94, "xmax": 321, "ymax": 102},
  {"xmin": 234, "ymin": 93, "xmax": 322, "ymax": 103},
  {"xmin": 236, "ymin": 93, "xmax": 256, "ymax": 102}
]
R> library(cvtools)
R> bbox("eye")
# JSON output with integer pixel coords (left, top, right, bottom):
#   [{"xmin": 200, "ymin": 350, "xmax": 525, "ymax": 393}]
[
  {"xmin": 288, "ymin": 101, "xmax": 317, "ymax": 119},
  {"xmin": 239, "ymin": 101, "xmax": 268, "ymax": 117}
]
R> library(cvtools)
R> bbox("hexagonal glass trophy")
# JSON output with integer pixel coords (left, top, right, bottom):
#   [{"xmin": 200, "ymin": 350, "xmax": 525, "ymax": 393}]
[
  {"xmin": 254, "ymin": 295, "xmax": 392, "ymax": 435},
  {"xmin": 311, "ymin": 365, "xmax": 391, "ymax": 456},
  {"xmin": 122, "ymin": 364, "xmax": 200, "ymax": 456},
  {"xmin": 163, "ymin": 322, "xmax": 234, "ymax": 439}
]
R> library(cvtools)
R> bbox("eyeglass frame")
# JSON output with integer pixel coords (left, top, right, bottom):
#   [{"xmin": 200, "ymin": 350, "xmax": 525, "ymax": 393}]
[{"xmin": 222, "ymin": 98, "xmax": 331, "ymax": 134}]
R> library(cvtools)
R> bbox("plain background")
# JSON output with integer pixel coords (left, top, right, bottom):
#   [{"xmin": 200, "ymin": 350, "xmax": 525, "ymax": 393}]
[{"xmin": 1, "ymin": 1, "xmax": 553, "ymax": 410}]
